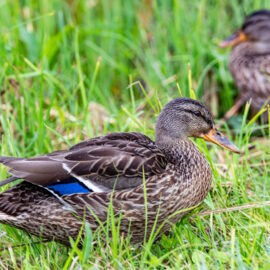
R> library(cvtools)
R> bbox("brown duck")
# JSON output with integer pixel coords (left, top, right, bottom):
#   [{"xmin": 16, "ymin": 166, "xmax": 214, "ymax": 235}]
[
  {"xmin": 220, "ymin": 10, "xmax": 270, "ymax": 122},
  {"xmin": 0, "ymin": 98, "xmax": 239, "ymax": 245}
]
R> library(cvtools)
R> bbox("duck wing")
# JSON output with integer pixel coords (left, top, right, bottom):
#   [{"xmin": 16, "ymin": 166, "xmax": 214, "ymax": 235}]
[
  {"xmin": 55, "ymin": 132, "xmax": 167, "ymax": 191},
  {"xmin": 0, "ymin": 132, "xmax": 167, "ymax": 192}
]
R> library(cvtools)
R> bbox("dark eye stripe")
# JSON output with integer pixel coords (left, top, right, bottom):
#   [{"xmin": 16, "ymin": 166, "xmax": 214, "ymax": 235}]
[
  {"xmin": 165, "ymin": 98, "xmax": 214, "ymax": 128},
  {"xmin": 181, "ymin": 109, "xmax": 213, "ymax": 127}
]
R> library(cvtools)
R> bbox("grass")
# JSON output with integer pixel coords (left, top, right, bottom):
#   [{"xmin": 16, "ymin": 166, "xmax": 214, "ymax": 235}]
[{"xmin": 0, "ymin": 0, "xmax": 270, "ymax": 268}]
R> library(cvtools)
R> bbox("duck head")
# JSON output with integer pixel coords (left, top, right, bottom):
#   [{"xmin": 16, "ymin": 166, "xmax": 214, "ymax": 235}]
[
  {"xmin": 155, "ymin": 98, "xmax": 240, "ymax": 153},
  {"xmin": 219, "ymin": 10, "xmax": 270, "ymax": 51}
]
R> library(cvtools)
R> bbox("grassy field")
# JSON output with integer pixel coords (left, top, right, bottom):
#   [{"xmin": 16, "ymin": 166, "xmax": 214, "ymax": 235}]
[{"xmin": 0, "ymin": 0, "xmax": 270, "ymax": 268}]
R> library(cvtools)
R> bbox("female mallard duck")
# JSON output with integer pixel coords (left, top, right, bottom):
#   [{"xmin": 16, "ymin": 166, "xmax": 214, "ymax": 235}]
[
  {"xmin": 0, "ymin": 98, "xmax": 239, "ymax": 245},
  {"xmin": 220, "ymin": 10, "xmax": 270, "ymax": 122}
]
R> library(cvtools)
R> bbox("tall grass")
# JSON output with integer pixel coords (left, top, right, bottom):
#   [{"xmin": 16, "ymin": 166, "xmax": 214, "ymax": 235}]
[{"xmin": 0, "ymin": 0, "xmax": 270, "ymax": 268}]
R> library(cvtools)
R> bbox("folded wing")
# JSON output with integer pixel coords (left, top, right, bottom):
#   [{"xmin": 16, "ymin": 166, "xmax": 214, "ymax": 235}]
[{"xmin": 0, "ymin": 132, "xmax": 167, "ymax": 192}]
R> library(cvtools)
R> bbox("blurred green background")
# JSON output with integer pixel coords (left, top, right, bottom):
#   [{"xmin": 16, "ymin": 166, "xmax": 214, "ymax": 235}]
[
  {"xmin": 2, "ymin": 1, "xmax": 266, "ymax": 113},
  {"xmin": 1, "ymin": 0, "xmax": 269, "ymax": 155}
]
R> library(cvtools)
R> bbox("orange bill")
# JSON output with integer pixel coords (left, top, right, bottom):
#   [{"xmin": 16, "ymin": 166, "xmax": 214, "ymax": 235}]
[
  {"xmin": 219, "ymin": 31, "xmax": 247, "ymax": 48},
  {"xmin": 200, "ymin": 128, "xmax": 240, "ymax": 154}
]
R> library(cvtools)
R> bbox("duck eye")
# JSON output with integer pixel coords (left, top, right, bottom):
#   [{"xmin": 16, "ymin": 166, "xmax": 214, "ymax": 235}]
[{"xmin": 194, "ymin": 111, "xmax": 201, "ymax": 117}]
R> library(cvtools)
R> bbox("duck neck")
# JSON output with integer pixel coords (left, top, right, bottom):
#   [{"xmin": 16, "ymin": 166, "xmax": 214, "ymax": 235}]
[
  {"xmin": 155, "ymin": 132, "xmax": 212, "ymax": 214},
  {"xmin": 155, "ymin": 134, "xmax": 203, "ymax": 167}
]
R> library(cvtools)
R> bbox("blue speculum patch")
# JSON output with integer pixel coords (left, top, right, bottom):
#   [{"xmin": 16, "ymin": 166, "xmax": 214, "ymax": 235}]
[{"xmin": 47, "ymin": 179, "xmax": 91, "ymax": 196}]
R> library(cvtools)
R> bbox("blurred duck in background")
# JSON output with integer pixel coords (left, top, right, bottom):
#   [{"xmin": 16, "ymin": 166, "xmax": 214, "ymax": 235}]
[{"xmin": 220, "ymin": 10, "xmax": 270, "ymax": 122}]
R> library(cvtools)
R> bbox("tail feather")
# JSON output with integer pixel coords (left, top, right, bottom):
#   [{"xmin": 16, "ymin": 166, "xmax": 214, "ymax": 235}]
[
  {"xmin": 0, "ymin": 176, "xmax": 19, "ymax": 188},
  {"xmin": 0, "ymin": 156, "xmax": 10, "ymax": 163},
  {"xmin": 0, "ymin": 156, "xmax": 21, "ymax": 164},
  {"xmin": 0, "ymin": 157, "xmax": 21, "ymax": 187}
]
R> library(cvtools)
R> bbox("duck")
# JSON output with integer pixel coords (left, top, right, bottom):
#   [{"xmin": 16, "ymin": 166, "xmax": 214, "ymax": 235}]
[
  {"xmin": 220, "ymin": 9, "xmax": 270, "ymax": 122},
  {"xmin": 0, "ymin": 98, "xmax": 240, "ymax": 246}
]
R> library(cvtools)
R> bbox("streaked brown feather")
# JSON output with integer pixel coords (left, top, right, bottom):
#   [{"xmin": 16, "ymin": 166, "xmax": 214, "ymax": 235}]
[
  {"xmin": 230, "ymin": 51, "xmax": 270, "ymax": 119},
  {"xmin": 225, "ymin": 10, "xmax": 270, "ymax": 122},
  {"xmin": 0, "ymin": 132, "xmax": 167, "ymax": 190}
]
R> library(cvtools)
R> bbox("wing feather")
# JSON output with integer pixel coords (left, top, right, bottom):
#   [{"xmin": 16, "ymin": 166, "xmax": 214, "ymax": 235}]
[
  {"xmin": 0, "ymin": 132, "xmax": 167, "ymax": 191},
  {"xmin": 63, "ymin": 132, "xmax": 167, "ymax": 180}
]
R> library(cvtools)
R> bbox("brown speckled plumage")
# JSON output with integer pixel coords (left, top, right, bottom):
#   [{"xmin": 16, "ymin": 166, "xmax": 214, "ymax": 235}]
[
  {"xmin": 229, "ymin": 44, "xmax": 270, "ymax": 118},
  {"xmin": 221, "ymin": 10, "xmax": 270, "ymax": 121},
  {"xmin": 0, "ymin": 98, "xmax": 238, "ymax": 245}
]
